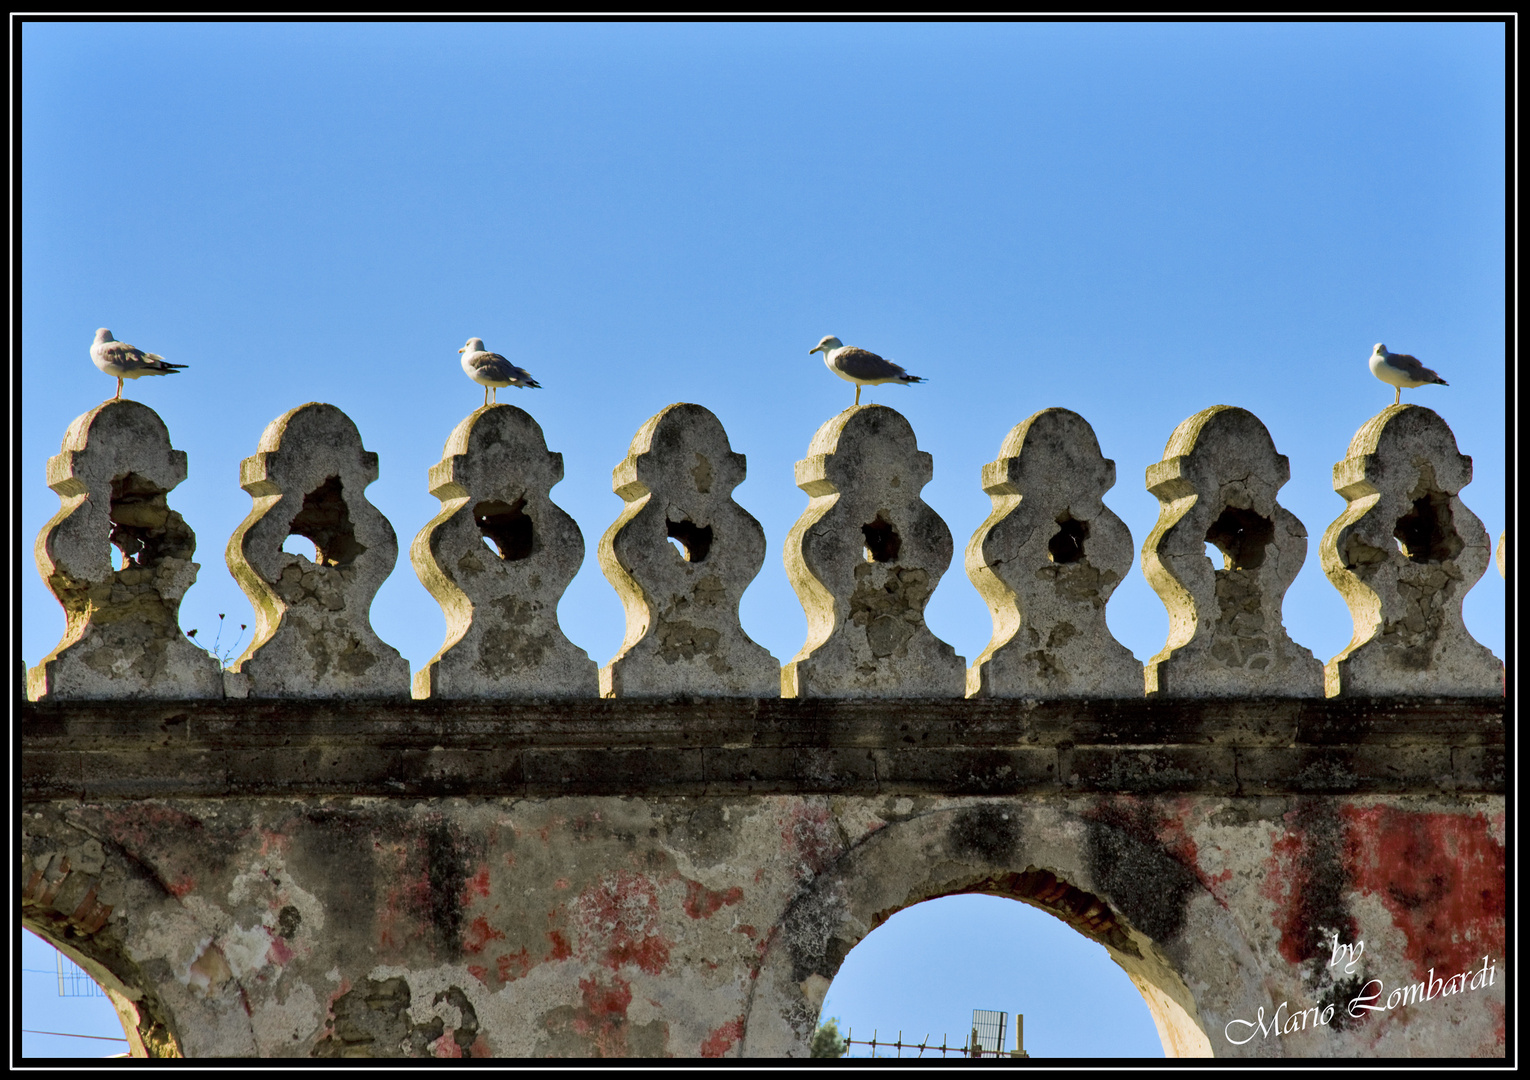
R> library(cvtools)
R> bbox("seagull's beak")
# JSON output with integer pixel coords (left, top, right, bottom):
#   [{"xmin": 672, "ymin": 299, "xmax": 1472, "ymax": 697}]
[
  {"xmin": 458, "ymin": 347, "xmax": 466, "ymax": 354},
  {"xmin": 808, "ymin": 347, "xmax": 818, "ymax": 355}
]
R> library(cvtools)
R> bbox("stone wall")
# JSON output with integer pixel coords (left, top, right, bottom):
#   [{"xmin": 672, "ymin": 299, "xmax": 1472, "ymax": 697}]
[{"xmin": 22, "ymin": 397, "xmax": 1506, "ymax": 1058}]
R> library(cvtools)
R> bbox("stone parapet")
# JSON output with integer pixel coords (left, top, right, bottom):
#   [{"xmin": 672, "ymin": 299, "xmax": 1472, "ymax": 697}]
[
  {"xmin": 1321, "ymin": 405, "xmax": 1501, "ymax": 697},
  {"xmin": 598, "ymin": 404, "xmax": 778, "ymax": 697},
  {"xmin": 28, "ymin": 398, "xmax": 1503, "ymax": 701},
  {"xmin": 225, "ymin": 403, "xmax": 410, "ymax": 698},
  {"xmin": 1142, "ymin": 406, "xmax": 1323, "ymax": 697},
  {"xmin": 411, "ymin": 405, "xmax": 595, "ymax": 699}
]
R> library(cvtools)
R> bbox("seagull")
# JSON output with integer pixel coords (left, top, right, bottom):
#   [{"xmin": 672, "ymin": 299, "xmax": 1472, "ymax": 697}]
[
  {"xmin": 809, "ymin": 335, "xmax": 926, "ymax": 406},
  {"xmin": 90, "ymin": 328, "xmax": 186, "ymax": 401},
  {"xmin": 1370, "ymin": 343, "xmax": 1448, "ymax": 405},
  {"xmin": 459, "ymin": 337, "xmax": 541, "ymax": 406}
]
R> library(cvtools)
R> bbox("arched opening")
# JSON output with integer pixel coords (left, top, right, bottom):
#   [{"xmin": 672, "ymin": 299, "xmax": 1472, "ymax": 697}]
[
  {"xmin": 742, "ymin": 803, "xmax": 1232, "ymax": 1059},
  {"xmin": 817, "ymin": 893, "xmax": 1161, "ymax": 1057},
  {"xmin": 21, "ymin": 927, "xmax": 134, "ymax": 1058}
]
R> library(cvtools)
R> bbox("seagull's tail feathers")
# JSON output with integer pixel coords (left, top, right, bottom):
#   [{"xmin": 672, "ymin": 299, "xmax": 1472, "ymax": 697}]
[
  {"xmin": 898, "ymin": 374, "xmax": 926, "ymax": 385},
  {"xmin": 154, "ymin": 360, "xmax": 188, "ymax": 373},
  {"xmin": 1432, "ymin": 375, "xmax": 1449, "ymax": 386},
  {"xmin": 523, "ymin": 378, "xmax": 542, "ymax": 389}
]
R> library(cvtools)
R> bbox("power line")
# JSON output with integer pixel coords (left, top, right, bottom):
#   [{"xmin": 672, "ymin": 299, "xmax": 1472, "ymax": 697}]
[{"xmin": 23, "ymin": 1030, "xmax": 128, "ymax": 1042}]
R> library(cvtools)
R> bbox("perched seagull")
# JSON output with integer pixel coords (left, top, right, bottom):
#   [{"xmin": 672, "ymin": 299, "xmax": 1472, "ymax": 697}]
[
  {"xmin": 1370, "ymin": 343, "xmax": 1448, "ymax": 405},
  {"xmin": 90, "ymin": 328, "xmax": 186, "ymax": 401},
  {"xmin": 459, "ymin": 337, "xmax": 541, "ymax": 406},
  {"xmin": 809, "ymin": 335, "xmax": 926, "ymax": 406}
]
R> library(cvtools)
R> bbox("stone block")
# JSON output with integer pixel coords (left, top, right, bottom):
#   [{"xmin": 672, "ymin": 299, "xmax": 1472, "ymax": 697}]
[
  {"xmin": 29, "ymin": 400, "xmax": 223, "ymax": 700},
  {"xmin": 411, "ymin": 404, "xmax": 596, "ymax": 698},
  {"xmin": 966, "ymin": 408, "xmax": 1142, "ymax": 697},
  {"xmin": 598, "ymin": 404, "xmax": 779, "ymax": 696},
  {"xmin": 225, "ymin": 403, "xmax": 409, "ymax": 697},
  {"xmin": 1142, "ymin": 406, "xmax": 1322, "ymax": 697},
  {"xmin": 1321, "ymin": 405, "xmax": 1502, "ymax": 696},
  {"xmin": 782, "ymin": 405, "xmax": 965, "ymax": 697}
]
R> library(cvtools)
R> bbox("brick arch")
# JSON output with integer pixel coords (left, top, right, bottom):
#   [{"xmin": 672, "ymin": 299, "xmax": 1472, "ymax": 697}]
[
  {"xmin": 739, "ymin": 800, "xmax": 1269, "ymax": 1058},
  {"xmin": 21, "ymin": 813, "xmax": 257, "ymax": 1058}
]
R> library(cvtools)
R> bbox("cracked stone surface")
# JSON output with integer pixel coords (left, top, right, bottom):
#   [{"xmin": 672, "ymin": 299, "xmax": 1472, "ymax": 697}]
[
  {"xmin": 1141, "ymin": 406, "xmax": 1322, "ymax": 697},
  {"xmin": 782, "ymin": 405, "xmax": 964, "ymax": 697},
  {"xmin": 598, "ymin": 403, "xmax": 778, "ymax": 697},
  {"xmin": 20, "ymin": 791, "xmax": 1505, "ymax": 1058},
  {"xmin": 225, "ymin": 402, "xmax": 409, "ymax": 698},
  {"xmin": 411, "ymin": 404, "xmax": 596, "ymax": 698},
  {"xmin": 1320, "ymin": 405, "xmax": 1501, "ymax": 697},
  {"xmin": 29, "ymin": 400, "xmax": 222, "ymax": 700},
  {"xmin": 966, "ymin": 408, "xmax": 1142, "ymax": 698}
]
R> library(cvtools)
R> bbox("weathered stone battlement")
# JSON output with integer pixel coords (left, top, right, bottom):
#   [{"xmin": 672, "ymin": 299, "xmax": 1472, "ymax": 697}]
[
  {"xmin": 22, "ymin": 398, "xmax": 1506, "ymax": 1059},
  {"xmin": 25, "ymin": 398, "xmax": 1503, "ymax": 703}
]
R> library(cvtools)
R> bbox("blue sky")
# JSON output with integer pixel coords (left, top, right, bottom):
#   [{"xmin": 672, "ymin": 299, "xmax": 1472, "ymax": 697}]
[{"xmin": 19, "ymin": 21, "xmax": 1507, "ymax": 1058}]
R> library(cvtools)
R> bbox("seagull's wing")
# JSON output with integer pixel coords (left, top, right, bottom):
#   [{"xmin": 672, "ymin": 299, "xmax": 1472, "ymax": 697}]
[
  {"xmin": 472, "ymin": 351, "xmax": 541, "ymax": 388},
  {"xmin": 833, "ymin": 347, "xmax": 909, "ymax": 381},
  {"xmin": 1387, "ymin": 352, "xmax": 1447, "ymax": 385},
  {"xmin": 101, "ymin": 340, "xmax": 185, "ymax": 374}
]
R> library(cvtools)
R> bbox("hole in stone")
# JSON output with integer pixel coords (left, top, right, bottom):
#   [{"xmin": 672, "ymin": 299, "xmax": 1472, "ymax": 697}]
[
  {"xmin": 1204, "ymin": 506, "xmax": 1274, "ymax": 571},
  {"xmin": 287, "ymin": 476, "xmax": 367, "ymax": 568},
  {"xmin": 666, "ymin": 518, "xmax": 713, "ymax": 563},
  {"xmin": 1048, "ymin": 513, "xmax": 1089, "ymax": 564},
  {"xmin": 1393, "ymin": 490, "xmax": 1462, "ymax": 564},
  {"xmin": 475, "ymin": 498, "xmax": 534, "ymax": 561},
  {"xmin": 282, "ymin": 534, "xmax": 318, "ymax": 561},
  {"xmin": 862, "ymin": 514, "xmax": 901, "ymax": 563},
  {"xmin": 108, "ymin": 471, "xmax": 185, "ymax": 570}
]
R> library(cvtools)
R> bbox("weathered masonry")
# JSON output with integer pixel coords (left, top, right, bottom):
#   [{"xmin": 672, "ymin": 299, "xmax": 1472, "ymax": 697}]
[{"xmin": 23, "ymin": 399, "xmax": 1505, "ymax": 1058}]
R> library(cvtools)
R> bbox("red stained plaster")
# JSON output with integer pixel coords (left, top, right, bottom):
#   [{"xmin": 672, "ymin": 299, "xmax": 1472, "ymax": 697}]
[
  {"xmin": 1341, "ymin": 806, "xmax": 1505, "ymax": 980},
  {"xmin": 468, "ymin": 964, "xmax": 489, "ymax": 985},
  {"xmin": 463, "ymin": 916, "xmax": 506, "ymax": 954},
  {"xmin": 545, "ymin": 930, "xmax": 573, "ymax": 962},
  {"xmin": 700, "ymin": 1017, "xmax": 745, "ymax": 1058},
  {"xmin": 497, "ymin": 948, "xmax": 535, "ymax": 982},
  {"xmin": 462, "ymin": 866, "xmax": 491, "ymax": 902},
  {"xmin": 683, "ymin": 880, "xmax": 744, "ymax": 919}
]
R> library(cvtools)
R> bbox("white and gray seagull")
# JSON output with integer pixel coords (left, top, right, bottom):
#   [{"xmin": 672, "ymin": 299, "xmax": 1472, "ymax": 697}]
[
  {"xmin": 1369, "ymin": 343, "xmax": 1449, "ymax": 406},
  {"xmin": 809, "ymin": 335, "xmax": 926, "ymax": 406},
  {"xmin": 90, "ymin": 328, "xmax": 186, "ymax": 401},
  {"xmin": 459, "ymin": 337, "xmax": 541, "ymax": 406}
]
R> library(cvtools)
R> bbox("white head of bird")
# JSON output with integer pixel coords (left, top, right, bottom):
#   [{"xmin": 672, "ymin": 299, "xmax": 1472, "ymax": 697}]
[
  {"xmin": 809, "ymin": 335, "xmax": 843, "ymax": 357},
  {"xmin": 460, "ymin": 338, "xmax": 486, "ymax": 355}
]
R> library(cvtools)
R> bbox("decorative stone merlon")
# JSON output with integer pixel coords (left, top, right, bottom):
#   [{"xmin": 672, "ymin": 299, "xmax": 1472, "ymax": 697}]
[
  {"xmin": 598, "ymin": 403, "xmax": 778, "ymax": 696},
  {"xmin": 1142, "ymin": 406, "xmax": 1322, "ymax": 697},
  {"xmin": 1320, "ymin": 405, "xmax": 1500, "ymax": 697},
  {"xmin": 225, "ymin": 403, "xmax": 409, "ymax": 698},
  {"xmin": 411, "ymin": 405, "xmax": 596, "ymax": 698},
  {"xmin": 782, "ymin": 405, "xmax": 964, "ymax": 698},
  {"xmin": 966, "ymin": 408, "xmax": 1142, "ymax": 698},
  {"xmin": 28, "ymin": 400, "xmax": 222, "ymax": 700}
]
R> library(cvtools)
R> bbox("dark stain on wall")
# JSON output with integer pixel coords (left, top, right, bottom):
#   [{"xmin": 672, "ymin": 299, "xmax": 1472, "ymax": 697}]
[
  {"xmin": 944, "ymin": 803, "xmax": 1021, "ymax": 865},
  {"xmin": 1084, "ymin": 799, "xmax": 1198, "ymax": 943}
]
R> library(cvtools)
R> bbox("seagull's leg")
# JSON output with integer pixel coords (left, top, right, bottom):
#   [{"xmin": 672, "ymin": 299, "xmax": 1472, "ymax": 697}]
[
  {"xmin": 484, "ymin": 385, "xmax": 490, "ymax": 407},
  {"xmin": 115, "ymin": 377, "xmax": 123, "ymax": 401},
  {"xmin": 854, "ymin": 386, "xmax": 861, "ymax": 406},
  {"xmin": 1394, "ymin": 387, "xmax": 1401, "ymax": 406}
]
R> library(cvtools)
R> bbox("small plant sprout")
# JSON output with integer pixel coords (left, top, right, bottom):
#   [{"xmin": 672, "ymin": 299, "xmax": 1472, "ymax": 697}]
[{"xmin": 185, "ymin": 613, "xmax": 248, "ymax": 666}]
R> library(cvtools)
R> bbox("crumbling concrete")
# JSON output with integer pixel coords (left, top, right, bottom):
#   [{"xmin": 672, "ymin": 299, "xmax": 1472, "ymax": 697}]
[
  {"xmin": 411, "ymin": 405, "xmax": 596, "ymax": 699},
  {"xmin": 28, "ymin": 400, "xmax": 223, "ymax": 701},
  {"xmin": 782, "ymin": 405, "xmax": 965, "ymax": 697},
  {"xmin": 1142, "ymin": 406, "xmax": 1323, "ymax": 697},
  {"xmin": 598, "ymin": 404, "xmax": 778, "ymax": 697},
  {"xmin": 966, "ymin": 408, "xmax": 1142, "ymax": 698},
  {"xmin": 1321, "ymin": 406, "xmax": 1501, "ymax": 697},
  {"xmin": 20, "ymin": 765, "xmax": 1506, "ymax": 1058},
  {"xmin": 225, "ymin": 403, "xmax": 410, "ymax": 698}
]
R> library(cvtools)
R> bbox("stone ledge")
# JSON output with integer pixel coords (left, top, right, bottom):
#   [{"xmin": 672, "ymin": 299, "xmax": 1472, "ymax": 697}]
[{"xmin": 21, "ymin": 698, "xmax": 1503, "ymax": 799}]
